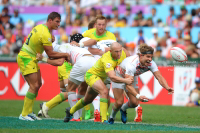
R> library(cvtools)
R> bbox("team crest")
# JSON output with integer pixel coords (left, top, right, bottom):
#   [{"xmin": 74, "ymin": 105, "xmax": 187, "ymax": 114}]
[
  {"xmin": 48, "ymin": 38, "xmax": 51, "ymax": 42},
  {"xmin": 106, "ymin": 63, "xmax": 111, "ymax": 68}
]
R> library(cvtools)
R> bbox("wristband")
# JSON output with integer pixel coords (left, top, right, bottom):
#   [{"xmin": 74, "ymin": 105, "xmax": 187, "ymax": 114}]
[
  {"xmin": 136, "ymin": 94, "xmax": 140, "ymax": 99},
  {"xmin": 42, "ymin": 57, "xmax": 48, "ymax": 62},
  {"xmin": 79, "ymin": 42, "xmax": 84, "ymax": 47}
]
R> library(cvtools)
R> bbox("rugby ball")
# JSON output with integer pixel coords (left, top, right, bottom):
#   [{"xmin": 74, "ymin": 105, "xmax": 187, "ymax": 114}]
[
  {"xmin": 190, "ymin": 92, "xmax": 199, "ymax": 102},
  {"xmin": 170, "ymin": 47, "xmax": 187, "ymax": 62}
]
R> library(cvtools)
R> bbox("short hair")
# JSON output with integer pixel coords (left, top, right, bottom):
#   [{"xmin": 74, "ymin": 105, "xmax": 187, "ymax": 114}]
[
  {"xmin": 47, "ymin": 12, "xmax": 61, "ymax": 21},
  {"xmin": 137, "ymin": 43, "xmax": 154, "ymax": 55},
  {"xmin": 95, "ymin": 15, "xmax": 106, "ymax": 23},
  {"xmin": 88, "ymin": 20, "xmax": 96, "ymax": 29}
]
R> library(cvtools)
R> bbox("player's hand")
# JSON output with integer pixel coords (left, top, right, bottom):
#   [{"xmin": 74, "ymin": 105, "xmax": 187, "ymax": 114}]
[
  {"xmin": 125, "ymin": 77, "xmax": 133, "ymax": 85},
  {"xmin": 167, "ymin": 87, "xmax": 174, "ymax": 94},
  {"xmin": 52, "ymin": 35, "xmax": 55, "ymax": 43},
  {"xmin": 139, "ymin": 95, "xmax": 149, "ymax": 102},
  {"xmin": 36, "ymin": 53, "xmax": 43, "ymax": 61},
  {"xmin": 70, "ymin": 41, "xmax": 80, "ymax": 47},
  {"xmin": 65, "ymin": 53, "xmax": 70, "ymax": 62}
]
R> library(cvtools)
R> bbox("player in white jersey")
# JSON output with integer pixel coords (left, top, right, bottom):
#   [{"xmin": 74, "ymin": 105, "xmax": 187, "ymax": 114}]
[
  {"xmin": 108, "ymin": 44, "xmax": 174, "ymax": 124},
  {"xmin": 61, "ymin": 33, "xmax": 97, "ymax": 121}
]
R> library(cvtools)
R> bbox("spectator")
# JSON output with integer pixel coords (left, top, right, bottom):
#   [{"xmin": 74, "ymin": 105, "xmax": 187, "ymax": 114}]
[
  {"xmin": 82, "ymin": 15, "xmax": 89, "ymax": 27},
  {"xmin": 131, "ymin": 16, "xmax": 139, "ymax": 27},
  {"xmin": 176, "ymin": 29, "xmax": 184, "ymax": 45},
  {"xmin": 57, "ymin": 26, "xmax": 67, "ymax": 44},
  {"xmin": 137, "ymin": 10, "xmax": 146, "ymax": 26},
  {"xmin": 113, "ymin": 31, "xmax": 126, "ymax": 47},
  {"xmin": 133, "ymin": 29, "xmax": 148, "ymax": 46},
  {"xmin": 163, "ymin": 27, "xmax": 172, "ymax": 47},
  {"xmin": 185, "ymin": 77, "xmax": 200, "ymax": 107},
  {"xmin": 159, "ymin": 37, "xmax": 170, "ymax": 58},
  {"xmin": 96, "ymin": 9, "xmax": 103, "ymax": 16},
  {"xmin": 173, "ymin": 14, "xmax": 185, "ymax": 29},
  {"xmin": 148, "ymin": 28, "xmax": 159, "ymax": 49},
  {"xmin": 65, "ymin": 16, "xmax": 72, "ymax": 27},
  {"xmin": 154, "ymin": 45, "xmax": 162, "ymax": 57},
  {"xmin": 0, "ymin": 28, "xmax": 11, "ymax": 47},
  {"xmin": 10, "ymin": 9, "xmax": 23, "ymax": 26},
  {"xmin": 151, "ymin": 7, "xmax": 158, "ymax": 26},
  {"xmin": 184, "ymin": 35, "xmax": 192, "ymax": 46},
  {"xmin": 1, "ymin": 7, "xmax": 9, "ymax": 16},
  {"xmin": 157, "ymin": 18, "xmax": 164, "ymax": 27},
  {"xmin": 73, "ymin": 15, "xmax": 82, "ymax": 26},
  {"xmin": 192, "ymin": 8, "xmax": 200, "ymax": 27},
  {"xmin": 1, "ymin": 0, "xmax": 10, "ymax": 6},
  {"xmin": 145, "ymin": 17, "xmax": 154, "ymax": 27},
  {"xmin": 0, "ymin": 31, "xmax": 12, "ymax": 54},
  {"xmin": 10, "ymin": 23, "xmax": 26, "ymax": 54},
  {"xmin": 166, "ymin": 6, "xmax": 176, "ymax": 26},
  {"xmin": 126, "ymin": 42, "xmax": 136, "ymax": 56},
  {"xmin": 124, "ymin": 5, "xmax": 134, "ymax": 26},
  {"xmin": 89, "ymin": 7, "xmax": 96, "ymax": 21},
  {"xmin": 107, "ymin": 7, "xmax": 119, "ymax": 27},
  {"xmin": 1, "ymin": 14, "xmax": 15, "ymax": 30},
  {"xmin": 114, "ymin": 17, "xmax": 127, "ymax": 27}
]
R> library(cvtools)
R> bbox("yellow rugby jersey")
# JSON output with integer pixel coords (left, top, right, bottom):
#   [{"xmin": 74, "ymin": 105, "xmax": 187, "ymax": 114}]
[
  {"xmin": 21, "ymin": 24, "xmax": 52, "ymax": 56},
  {"xmin": 87, "ymin": 50, "xmax": 126, "ymax": 79},
  {"xmin": 82, "ymin": 28, "xmax": 116, "ymax": 42}
]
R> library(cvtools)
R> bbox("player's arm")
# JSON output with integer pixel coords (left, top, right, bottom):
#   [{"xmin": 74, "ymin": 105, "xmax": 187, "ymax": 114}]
[
  {"xmin": 44, "ymin": 45, "xmax": 70, "ymax": 60},
  {"xmin": 153, "ymin": 71, "xmax": 174, "ymax": 94},
  {"xmin": 71, "ymin": 39, "xmax": 97, "ymax": 47},
  {"xmin": 36, "ymin": 53, "xmax": 64, "ymax": 66},
  {"xmin": 125, "ymin": 74, "xmax": 148, "ymax": 102},
  {"xmin": 88, "ymin": 47, "xmax": 104, "ymax": 56},
  {"xmin": 107, "ymin": 70, "xmax": 133, "ymax": 84}
]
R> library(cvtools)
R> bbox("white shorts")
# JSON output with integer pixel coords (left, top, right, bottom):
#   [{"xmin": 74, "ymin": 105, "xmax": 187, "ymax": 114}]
[
  {"xmin": 111, "ymin": 72, "xmax": 138, "ymax": 92},
  {"xmin": 69, "ymin": 56, "xmax": 96, "ymax": 85},
  {"xmin": 104, "ymin": 77, "xmax": 111, "ymax": 89}
]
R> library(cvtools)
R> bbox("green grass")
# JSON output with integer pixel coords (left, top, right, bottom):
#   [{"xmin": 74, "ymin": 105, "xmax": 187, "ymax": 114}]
[{"xmin": 0, "ymin": 100, "xmax": 200, "ymax": 133}]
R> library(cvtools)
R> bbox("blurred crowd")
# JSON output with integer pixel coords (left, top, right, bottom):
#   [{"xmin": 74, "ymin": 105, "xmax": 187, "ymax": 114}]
[{"xmin": 0, "ymin": 0, "xmax": 199, "ymax": 60}]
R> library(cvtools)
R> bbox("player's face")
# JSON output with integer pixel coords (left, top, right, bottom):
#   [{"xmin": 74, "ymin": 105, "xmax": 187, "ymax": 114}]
[
  {"xmin": 140, "ymin": 54, "xmax": 153, "ymax": 66},
  {"xmin": 51, "ymin": 17, "xmax": 61, "ymax": 30},
  {"xmin": 96, "ymin": 19, "xmax": 106, "ymax": 34},
  {"xmin": 111, "ymin": 46, "xmax": 122, "ymax": 59}
]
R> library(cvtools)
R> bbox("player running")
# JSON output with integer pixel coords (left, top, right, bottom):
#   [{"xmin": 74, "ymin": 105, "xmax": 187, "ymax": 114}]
[
  {"xmin": 109, "ymin": 44, "xmax": 174, "ymax": 124},
  {"xmin": 64, "ymin": 42, "xmax": 133, "ymax": 123}
]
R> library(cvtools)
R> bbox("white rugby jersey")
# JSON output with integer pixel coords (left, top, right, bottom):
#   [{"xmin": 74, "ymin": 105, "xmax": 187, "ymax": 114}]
[
  {"xmin": 42, "ymin": 43, "xmax": 61, "ymax": 58},
  {"xmin": 58, "ymin": 43, "xmax": 91, "ymax": 65},
  {"xmin": 116, "ymin": 55, "xmax": 158, "ymax": 77}
]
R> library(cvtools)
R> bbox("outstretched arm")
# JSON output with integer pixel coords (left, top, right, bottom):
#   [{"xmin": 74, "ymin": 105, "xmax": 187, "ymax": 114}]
[{"xmin": 153, "ymin": 71, "xmax": 174, "ymax": 94}]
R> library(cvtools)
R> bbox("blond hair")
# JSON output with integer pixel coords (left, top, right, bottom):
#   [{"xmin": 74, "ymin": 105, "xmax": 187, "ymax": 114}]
[
  {"xmin": 137, "ymin": 43, "xmax": 154, "ymax": 55},
  {"xmin": 88, "ymin": 19, "xmax": 96, "ymax": 30},
  {"xmin": 95, "ymin": 15, "xmax": 106, "ymax": 23}
]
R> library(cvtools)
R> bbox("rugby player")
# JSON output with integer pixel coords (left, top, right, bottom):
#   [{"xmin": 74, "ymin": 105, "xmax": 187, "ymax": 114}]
[
  {"xmin": 109, "ymin": 44, "xmax": 174, "ymax": 124},
  {"xmin": 64, "ymin": 42, "xmax": 134, "ymax": 123},
  {"xmin": 17, "ymin": 12, "xmax": 70, "ymax": 121}
]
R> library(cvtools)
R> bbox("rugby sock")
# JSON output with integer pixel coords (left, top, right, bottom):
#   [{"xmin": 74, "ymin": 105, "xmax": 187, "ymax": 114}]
[
  {"xmin": 22, "ymin": 92, "xmax": 36, "ymax": 116},
  {"xmin": 135, "ymin": 104, "xmax": 140, "ymax": 111},
  {"xmin": 70, "ymin": 98, "xmax": 86, "ymax": 115},
  {"xmin": 135, "ymin": 104, "xmax": 140, "ymax": 118},
  {"xmin": 100, "ymin": 98, "xmax": 108, "ymax": 122},
  {"xmin": 110, "ymin": 104, "xmax": 120, "ymax": 119},
  {"xmin": 121, "ymin": 101, "xmax": 131, "ymax": 111},
  {"xmin": 46, "ymin": 93, "xmax": 66, "ymax": 110},
  {"xmin": 92, "ymin": 95, "xmax": 100, "ymax": 111},
  {"xmin": 68, "ymin": 92, "xmax": 79, "ymax": 119},
  {"xmin": 28, "ymin": 92, "xmax": 38, "ymax": 114},
  {"xmin": 84, "ymin": 104, "xmax": 90, "ymax": 111},
  {"xmin": 77, "ymin": 94, "xmax": 84, "ymax": 118}
]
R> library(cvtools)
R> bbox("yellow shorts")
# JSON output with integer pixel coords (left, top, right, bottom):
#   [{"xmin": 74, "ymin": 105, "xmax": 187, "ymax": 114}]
[
  {"xmin": 85, "ymin": 72, "xmax": 105, "ymax": 87},
  {"xmin": 57, "ymin": 61, "xmax": 72, "ymax": 81},
  {"xmin": 17, "ymin": 51, "xmax": 40, "ymax": 76}
]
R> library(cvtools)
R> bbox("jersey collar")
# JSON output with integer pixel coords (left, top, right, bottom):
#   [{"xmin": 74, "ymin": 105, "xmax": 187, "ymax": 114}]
[
  {"xmin": 42, "ymin": 24, "xmax": 50, "ymax": 33},
  {"xmin": 110, "ymin": 53, "xmax": 118, "ymax": 61},
  {"xmin": 94, "ymin": 29, "xmax": 107, "ymax": 38}
]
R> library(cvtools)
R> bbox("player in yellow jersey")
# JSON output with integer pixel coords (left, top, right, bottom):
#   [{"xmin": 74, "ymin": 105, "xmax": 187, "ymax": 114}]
[
  {"xmin": 17, "ymin": 12, "xmax": 70, "ymax": 121},
  {"xmin": 64, "ymin": 42, "xmax": 133, "ymax": 123},
  {"xmin": 82, "ymin": 15, "xmax": 116, "ymax": 42}
]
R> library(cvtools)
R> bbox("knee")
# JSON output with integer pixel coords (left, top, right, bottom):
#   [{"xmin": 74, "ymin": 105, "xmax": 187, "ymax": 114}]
[
  {"xmin": 116, "ymin": 99, "xmax": 124, "ymax": 107},
  {"xmin": 129, "ymin": 100, "xmax": 139, "ymax": 108},
  {"xmin": 100, "ymin": 89, "xmax": 109, "ymax": 97}
]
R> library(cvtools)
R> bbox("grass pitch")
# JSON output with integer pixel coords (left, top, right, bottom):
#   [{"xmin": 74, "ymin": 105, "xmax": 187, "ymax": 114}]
[{"xmin": 0, "ymin": 100, "xmax": 200, "ymax": 133}]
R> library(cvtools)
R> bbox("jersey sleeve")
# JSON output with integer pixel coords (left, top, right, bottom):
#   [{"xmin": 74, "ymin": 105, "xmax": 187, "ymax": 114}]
[
  {"xmin": 125, "ymin": 64, "xmax": 135, "ymax": 77},
  {"xmin": 109, "ymin": 32, "xmax": 117, "ymax": 41},
  {"xmin": 82, "ymin": 30, "xmax": 89, "ymax": 37},
  {"xmin": 42, "ymin": 32, "xmax": 52, "ymax": 46},
  {"xmin": 150, "ymin": 61, "xmax": 159, "ymax": 72},
  {"xmin": 102, "ymin": 57, "xmax": 114, "ymax": 73},
  {"xmin": 58, "ymin": 44, "xmax": 68, "ymax": 53}
]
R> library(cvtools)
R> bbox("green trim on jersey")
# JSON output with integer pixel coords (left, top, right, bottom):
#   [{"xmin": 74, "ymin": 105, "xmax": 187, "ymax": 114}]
[
  {"xmin": 59, "ymin": 93, "xmax": 65, "ymax": 101},
  {"xmin": 110, "ymin": 53, "xmax": 118, "ymax": 61},
  {"xmin": 100, "ymin": 98, "xmax": 108, "ymax": 103},
  {"xmin": 85, "ymin": 72, "xmax": 93, "ymax": 81},
  {"xmin": 64, "ymin": 62, "xmax": 72, "ymax": 72},
  {"xmin": 94, "ymin": 29, "xmax": 107, "ymax": 38},
  {"xmin": 42, "ymin": 24, "xmax": 50, "ymax": 33}
]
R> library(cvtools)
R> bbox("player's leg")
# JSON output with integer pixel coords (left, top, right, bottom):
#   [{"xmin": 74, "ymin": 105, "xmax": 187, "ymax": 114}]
[
  {"xmin": 77, "ymin": 82, "xmax": 88, "ymax": 120},
  {"xmin": 64, "ymin": 86, "xmax": 98, "ymax": 122},
  {"xmin": 17, "ymin": 52, "xmax": 42, "ymax": 121},
  {"xmin": 109, "ymin": 81, "xmax": 125, "ymax": 124},
  {"xmin": 39, "ymin": 62, "xmax": 71, "ymax": 118}
]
